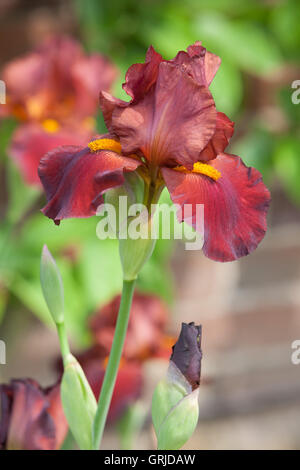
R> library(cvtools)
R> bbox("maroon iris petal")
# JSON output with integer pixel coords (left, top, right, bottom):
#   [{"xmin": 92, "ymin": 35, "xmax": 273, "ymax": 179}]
[
  {"xmin": 99, "ymin": 43, "xmax": 224, "ymax": 168},
  {"xmin": 186, "ymin": 41, "xmax": 221, "ymax": 86},
  {"xmin": 122, "ymin": 45, "xmax": 163, "ymax": 101},
  {"xmin": 9, "ymin": 123, "xmax": 92, "ymax": 186},
  {"xmin": 46, "ymin": 384, "xmax": 68, "ymax": 449},
  {"xmin": 170, "ymin": 41, "xmax": 221, "ymax": 87},
  {"xmin": 38, "ymin": 145, "xmax": 140, "ymax": 224},
  {"xmin": 99, "ymin": 45, "xmax": 162, "ymax": 133},
  {"xmin": 162, "ymin": 153, "xmax": 270, "ymax": 262},
  {"xmin": 99, "ymin": 92, "xmax": 127, "ymax": 134},
  {"xmin": 199, "ymin": 111, "xmax": 234, "ymax": 161},
  {"xmin": 0, "ymin": 379, "xmax": 67, "ymax": 450},
  {"xmin": 112, "ymin": 62, "xmax": 216, "ymax": 168}
]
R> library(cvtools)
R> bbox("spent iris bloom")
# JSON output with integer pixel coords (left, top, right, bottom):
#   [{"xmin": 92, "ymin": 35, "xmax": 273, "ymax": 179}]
[
  {"xmin": 38, "ymin": 42, "xmax": 270, "ymax": 262},
  {"xmin": 1, "ymin": 35, "xmax": 117, "ymax": 185},
  {"xmin": 0, "ymin": 379, "xmax": 67, "ymax": 450},
  {"xmin": 170, "ymin": 322, "xmax": 202, "ymax": 390}
]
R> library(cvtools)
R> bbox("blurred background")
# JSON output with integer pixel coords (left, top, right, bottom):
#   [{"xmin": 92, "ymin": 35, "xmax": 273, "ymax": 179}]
[{"xmin": 0, "ymin": 0, "xmax": 300, "ymax": 450}]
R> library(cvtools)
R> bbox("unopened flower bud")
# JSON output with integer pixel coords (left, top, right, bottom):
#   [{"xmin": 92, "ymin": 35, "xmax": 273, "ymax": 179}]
[
  {"xmin": 40, "ymin": 245, "xmax": 64, "ymax": 324},
  {"xmin": 104, "ymin": 172, "xmax": 156, "ymax": 279},
  {"xmin": 119, "ymin": 220, "xmax": 156, "ymax": 280},
  {"xmin": 104, "ymin": 171, "xmax": 144, "ymax": 234},
  {"xmin": 61, "ymin": 354, "xmax": 97, "ymax": 450},
  {"xmin": 152, "ymin": 322, "xmax": 202, "ymax": 450}
]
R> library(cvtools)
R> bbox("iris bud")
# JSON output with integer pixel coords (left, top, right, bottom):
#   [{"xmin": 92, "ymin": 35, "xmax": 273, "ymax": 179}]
[
  {"xmin": 119, "ymin": 220, "xmax": 156, "ymax": 280},
  {"xmin": 104, "ymin": 172, "xmax": 157, "ymax": 280},
  {"xmin": 61, "ymin": 354, "xmax": 97, "ymax": 450},
  {"xmin": 40, "ymin": 245, "xmax": 64, "ymax": 324},
  {"xmin": 152, "ymin": 322, "xmax": 202, "ymax": 450}
]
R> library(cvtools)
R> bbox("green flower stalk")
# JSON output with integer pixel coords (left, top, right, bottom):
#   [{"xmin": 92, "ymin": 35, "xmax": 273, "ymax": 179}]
[{"xmin": 92, "ymin": 278, "xmax": 136, "ymax": 449}]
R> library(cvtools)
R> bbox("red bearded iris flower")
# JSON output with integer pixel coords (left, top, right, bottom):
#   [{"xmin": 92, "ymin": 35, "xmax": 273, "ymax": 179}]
[
  {"xmin": 0, "ymin": 379, "xmax": 68, "ymax": 450},
  {"xmin": 38, "ymin": 42, "xmax": 270, "ymax": 262},
  {"xmin": 1, "ymin": 35, "xmax": 117, "ymax": 185}
]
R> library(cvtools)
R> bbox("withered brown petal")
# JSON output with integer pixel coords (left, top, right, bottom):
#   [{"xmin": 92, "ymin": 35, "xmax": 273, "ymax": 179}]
[{"xmin": 170, "ymin": 322, "xmax": 202, "ymax": 390}]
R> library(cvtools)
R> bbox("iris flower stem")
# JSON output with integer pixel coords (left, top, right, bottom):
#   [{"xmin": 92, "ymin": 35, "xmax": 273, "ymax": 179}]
[
  {"xmin": 56, "ymin": 321, "xmax": 71, "ymax": 366},
  {"xmin": 92, "ymin": 279, "xmax": 136, "ymax": 450}
]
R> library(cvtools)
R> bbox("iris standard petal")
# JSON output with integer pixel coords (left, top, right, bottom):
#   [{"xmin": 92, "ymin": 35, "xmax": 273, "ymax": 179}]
[
  {"xmin": 122, "ymin": 45, "xmax": 163, "ymax": 101},
  {"xmin": 112, "ymin": 61, "xmax": 216, "ymax": 168},
  {"xmin": 187, "ymin": 41, "xmax": 221, "ymax": 86}
]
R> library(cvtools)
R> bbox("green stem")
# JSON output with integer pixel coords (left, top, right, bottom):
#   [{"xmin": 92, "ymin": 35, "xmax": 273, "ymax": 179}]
[
  {"xmin": 56, "ymin": 321, "xmax": 71, "ymax": 365},
  {"xmin": 92, "ymin": 279, "xmax": 136, "ymax": 450}
]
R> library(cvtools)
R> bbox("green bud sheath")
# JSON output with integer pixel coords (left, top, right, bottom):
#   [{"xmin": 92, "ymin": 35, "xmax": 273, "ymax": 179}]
[
  {"xmin": 105, "ymin": 172, "xmax": 156, "ymax": 280},
  {"xmin": 119, "ymin": 229, "xmax": 156, "ymax": 280},
  {"xmin": 155, "ymin": 386, "xmax": 199, "ymax": 450},
  {"xmin": 152, "ymin": 323, "xmax": 202, "ymax": 450},
  {"xmin": 104, "ymin": 172, "xmax": 144, "ymax": 234},
  {"xmin": 152, "ymin": 364, "xmax": 200, "ymax": 450},
  {"xmin": 61, "ymin": 354, "xmax": 97, "ymax": 450},
  {"xmin": 152, "ymin": 379, "xmax": 186, "ymax": 434},
  {"xmin": 40, "ymin": 244, "xmax": 64, "ymax": 324}
]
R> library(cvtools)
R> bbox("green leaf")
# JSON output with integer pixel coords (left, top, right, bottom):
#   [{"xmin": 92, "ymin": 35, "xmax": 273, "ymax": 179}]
[
  {"xmin": 269, "ymin": 0, "xmax": 300, "ymax": 60},
  {"xmin": 0, "ymin": 118, "xmax": 17, "ymax": 158},
  {"xmin": 10, "ymin": 274, "xmax": 53, "ymax": 326},
  {"xmin": 195, "ymin": 12, "xmax": 282, "ymax": 75},
  {"xmin": 231, "ymin": 126, "xmax": 275, "ymax": 181},
  {"xmin": 273, "ymin": 136, "xmax": 300, "ymax": 204},
  {"xmin": 209, "ymin": 60, "xmax": 243, "ymax": 116},
  {"xmin": 78, "ymin": 239, "xmax": 122, "ymax": 308}
]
